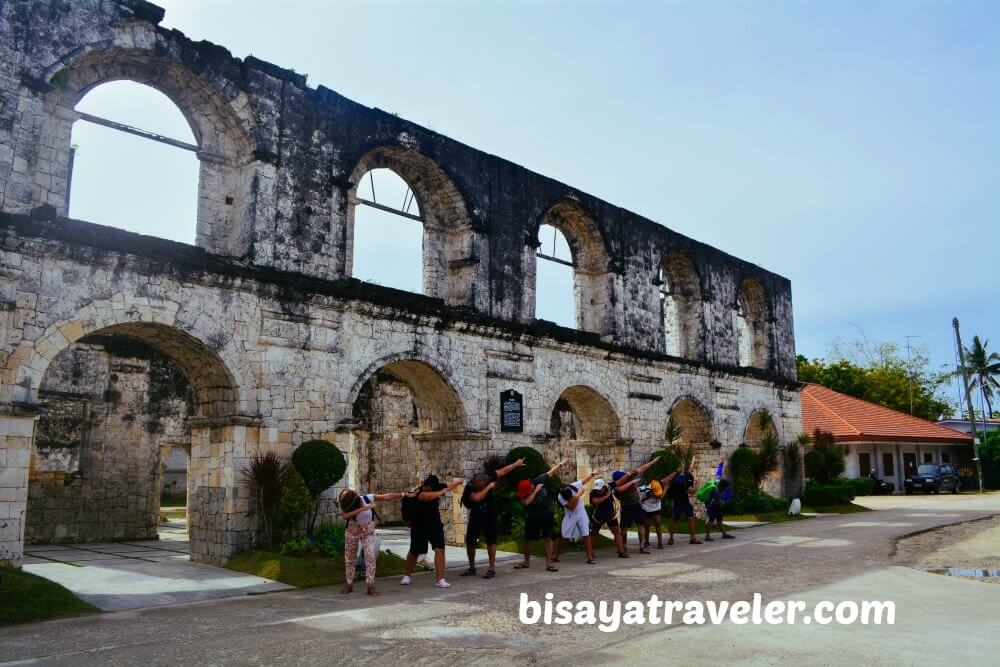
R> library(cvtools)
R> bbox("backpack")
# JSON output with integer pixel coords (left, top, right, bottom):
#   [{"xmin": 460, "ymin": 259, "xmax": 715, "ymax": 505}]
[
  {"xmin": 696, "ymin": 479, "xmax": 718, "ymax": 503},
  {"xmin": 401, "ymin": 489, "xmax": 420, "ymax": 526}
]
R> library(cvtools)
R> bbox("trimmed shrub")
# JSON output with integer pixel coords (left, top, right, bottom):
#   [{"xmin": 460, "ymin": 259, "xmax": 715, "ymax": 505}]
[
  {"xmin": 504, "ymin": 447, "xmax": 547, "ymax": 486},
  {"xmin": 292, "ymin": 440, "xmax": 347, "ymax": 499},
  {"xmin": 803, "ymin": 480, "xmax": 856, "ymax": 506},
  {"xmin": 846, "ymin": 476, "xmax": 877, "ymax": 496},
  {"xmin": 647, "ymin": 449, "xmax": 682, "ymax": 482},
  {"xmin": 723, "ymin": 488, "xmax": 789, "ymax": 515},
  {"xmin": 278, "ymin": 466, "xmax": 314, "ymax": 535},
  {"xmin": 311, "ymin": 521, "xmax": 346, "ymax": 557}
]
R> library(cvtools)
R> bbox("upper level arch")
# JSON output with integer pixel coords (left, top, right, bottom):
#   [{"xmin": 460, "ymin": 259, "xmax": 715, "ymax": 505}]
[
  {"xmin": 38, "ymin": 42, "xmax": 257, "ymax": 257},
  {"xmin": 344, "ymin": 146, "xmax": 482, "ymax": 308},
  {"xmin": 528, "ymin": 199, "xmax": 614, "ymax": 335},
  {"xmin": 734, "ymin": 277, "xmax": 773, "ymax": 369},
  {"xmin": 659, "ymin": 251, "xmax": 704, "ymax": 360}
]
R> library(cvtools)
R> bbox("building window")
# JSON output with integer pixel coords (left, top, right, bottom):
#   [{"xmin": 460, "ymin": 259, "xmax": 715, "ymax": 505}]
[
  {"xmin": 535, "ymin": 223, "xmax": 575, "ymax": 328},
  {"xmin": 859, "ymin": 452, "xmax": 871, "ymax": 476},
  {"xmin": 352, "ymin": 168, "xmax": 423, "ymax": 293},
  {"xmin": 923, "ymin": 452, "xmax": 933, "ymax": 463},
  {"xmin": 941, "ymin": 451, "xmax": 951, "ymax": 464},
  {"xmin": 882, "ymin": 451, "xmax": 895, "ymax": 477}
]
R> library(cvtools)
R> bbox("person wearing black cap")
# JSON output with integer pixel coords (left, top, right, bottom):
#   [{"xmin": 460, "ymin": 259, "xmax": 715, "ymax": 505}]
[
  {"xmin": 460, "ymin": 457, "xmax": 526, "ymax": 579},
  {"xmin": 400, "ymin": 474, "xmax": 464, "ymax": 588},
  {"xmin": 667, "ymin": 455, "xmax": 702, "ymax": 545},
  {"xmin": 609, "ymin": 455, "xmax": 661, "ymax": 555}
]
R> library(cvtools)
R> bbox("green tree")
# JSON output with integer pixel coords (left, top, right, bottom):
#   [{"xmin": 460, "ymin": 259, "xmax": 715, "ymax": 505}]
[
  {"xmin": 291, "ymin": 440, "xmax": 347, "ymax": 533},
  {"xmin": 803, "ymin": 429, "xmax": 846, "ymax": 483},
  {"xmin": 796, "ymin": 336, "xmax": 952, "ymax": 421},
  {"xmin": 278, "ymin": 466, "xmax": 313, "ymax": 536},
  {"xmin": 957, "ymin": 335, "xmax": 1000, "ymax": 418}
]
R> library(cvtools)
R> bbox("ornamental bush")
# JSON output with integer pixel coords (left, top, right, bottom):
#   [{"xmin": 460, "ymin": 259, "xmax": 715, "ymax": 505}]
[
  {"xmin": 504, "ymin": 446, "xmax": 547, "ymax": 485},
  {"xmin": 292, "ymin": 440, "xmax": 347, "ymax": 499},
  {"xmin": 278, "ymin": 465, "xmax": 314, "ymax": 535},
  {"xmin": 803, "ymin": 480, "xmax": 856, "ymax": 506},
  {"xmin": 729, "ymin": 446, "xmax": 761, "ymax": 496},
  {"xmin": 646, "ymin": 449, "xmax": 682, "ymax": 482}
]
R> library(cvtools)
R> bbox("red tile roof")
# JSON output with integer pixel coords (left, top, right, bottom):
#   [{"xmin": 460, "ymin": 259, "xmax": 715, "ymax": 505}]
[{"xmin": 801, "ymin": 384, "xmax": 973, "ymax": 445}]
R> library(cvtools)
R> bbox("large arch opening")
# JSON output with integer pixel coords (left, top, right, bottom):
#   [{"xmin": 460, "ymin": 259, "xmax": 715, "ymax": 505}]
[
  {"xmin": 346, "ymin": 148, "xmax": 479, "ymax": 307},
  {"xmin": 350, "ymin": 359, "xmax": 468, "ymax": 537},
  {"xmin": 535, "ymin": 224, "xmax": 576, "ymax": 328},
  {"xmin": 68, "ymin": 81, "xmax": 200, "ymax": 244},
  {"xmin": 547, "ymin": 385, "xmax": 622, "ymax": 480},
  {"xmin": 734, "ymin": 278, "xmax": 772, "ymax": 369},
  {"xmin": 532, "ymin": 201, "xmax": 612, "ymax": 334},
  {"xmin": 22, "ymin": 322, "xmax": 242, "ymax": 562},
  {"xmin": 660, "ymin": 252, "xmax": 704, "ymax": 359},
  {"xmin": 668, "ymin": 397, "xmax": 715, "ymax": 479},
  {"xmin": 44, "ymin": 47, "xmax": 256, "ymax": 257}
]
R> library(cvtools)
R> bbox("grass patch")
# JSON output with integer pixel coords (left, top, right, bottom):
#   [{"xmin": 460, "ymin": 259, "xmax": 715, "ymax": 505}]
[
  {"xmin": 0, "ymin": 567, "xmax": 98, "ymax": 625},
  {"xmin": 159, "ymin": 507, "xmax": 186, "ymax": 522},
  {"xmin": 225, "ymin": 549, "xmax": 408, "ymax": 588}
]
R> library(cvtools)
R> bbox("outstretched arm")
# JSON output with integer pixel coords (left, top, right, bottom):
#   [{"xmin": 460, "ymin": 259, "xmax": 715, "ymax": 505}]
[
  {"xmin": 418, "ymin": 478, "xmax": 464, "ymax": 501},
  {"xmin": 659, "ymin": 462, "xmax": 685, "ymax": 487},
  {"xmin": 543, "ymin": 458, "xmax": 572, "ymax": 478},
  {"xmin": 495, "ymin": 457, "xmax": 526, "ymax": 479},
  {"xmin": 635, "ymin": 455, "xmax": 661, "ymax": 476},
  {"xmin": 580, "ymin": 469, "xmax": 601, "ymax": 486},
  {"xmin": 371, "ymin": 492, "xmax": 404, "ymax": 502}
]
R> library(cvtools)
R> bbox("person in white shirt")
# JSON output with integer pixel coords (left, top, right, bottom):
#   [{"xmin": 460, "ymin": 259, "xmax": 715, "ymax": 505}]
[
  {"xmin": 556, "ymin": 469, "xmax": 601, "ymax": 564},
  {"xmin": 338, "ymin": 488, "xmax": 404, "ymax": 596}
]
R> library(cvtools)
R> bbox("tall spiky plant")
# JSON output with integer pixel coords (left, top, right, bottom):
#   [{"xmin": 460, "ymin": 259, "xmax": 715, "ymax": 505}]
[
  {"xmin": 784, "ymin": 432, "xmax": 809, "ymax": 497},
  {"xmin": 665, "ymin": 415, "xmax": 683, "ymax": 445},
  {"xmin": 241, "ymin": 451, "xmax": 286, "ymax": 548}
]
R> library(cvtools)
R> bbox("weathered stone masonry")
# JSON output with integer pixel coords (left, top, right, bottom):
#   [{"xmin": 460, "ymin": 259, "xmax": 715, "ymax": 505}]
[{"xmin": 0, "ymin": 0, "xmax": 800, "ymax": 566}]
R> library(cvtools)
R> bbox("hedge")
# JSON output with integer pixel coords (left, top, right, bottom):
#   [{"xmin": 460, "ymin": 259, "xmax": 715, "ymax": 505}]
[
  {"xmin": 844, "ymin": 476, "xmax": 876, "ymax": 496},
  {"xmin": 803, "ymin": 480, "xmax": 856, "ymax": 506}
]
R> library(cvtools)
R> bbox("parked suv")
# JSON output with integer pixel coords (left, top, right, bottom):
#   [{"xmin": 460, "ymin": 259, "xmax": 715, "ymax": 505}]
[{"xmin": 904, "ymin": 463, "xmax": 960, "ymax": 494}]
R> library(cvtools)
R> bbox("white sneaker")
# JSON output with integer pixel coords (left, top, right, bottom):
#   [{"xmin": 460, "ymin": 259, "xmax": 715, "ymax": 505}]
[
  {"xmin": 400, "ymin": 576, "xmax": 412, "ymax": 585},
  {"xmin": 435, "ymin": 579, "xmax": 451, "ymax": 588}
]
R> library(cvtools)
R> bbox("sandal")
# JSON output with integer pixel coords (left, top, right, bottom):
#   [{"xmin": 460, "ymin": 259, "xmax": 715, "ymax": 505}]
[
  {"xmin": 514, "ymin": 562, "xmax": 530, "ymax": 569},
  {"xmin": 586, "ymin": 558, "xmax": 597, "ymax": 564},
  {"xmin": 690, "ymin": 538, "xmax": 703, "ymax": 544},
  {"xmin": 667, "ymin": 538, "xmax": 675, "ymax": 546},
  {"xmin": 460, "ymin": 568, "xmax": 477, "ymax": 577},
  {"xmin": 618, "ymin": 552, "xmax": 630, "ymax": 558},
  {"xmin": 483, "ymin": 569, "xmax": 496, "ymax": 579},
  {"xmin": 546, "ymin": 565, "xmax": 558, "ymax": 572},
  {"xmin": 639, "ymin": 547, "xmax": 651, "ymax": 554},
  {"xmin": 551, "ymin": 557, "xmax": 560, "ymax": 563}
]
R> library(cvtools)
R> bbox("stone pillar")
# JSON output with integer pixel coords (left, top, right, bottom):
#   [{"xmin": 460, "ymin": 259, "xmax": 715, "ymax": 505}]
[
  {"xmin": 0, "ymin": 410, "xmax": 37, "ymax": 567},
  {"xmin": 187, "ymin": 418, "xmax": 260, "ymax": 566}
]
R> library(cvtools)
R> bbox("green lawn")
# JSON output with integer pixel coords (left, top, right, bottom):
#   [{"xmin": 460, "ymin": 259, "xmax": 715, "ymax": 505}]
[
  {"xmin": 159, "ymin": 507, "xmax": 186, "ymax": 522},
  {"xmin": 225, "ymin": 550, "xmax": 409, "ymax": 588},
  {"xmin": 0, "ymin": 567, "xmax": 98, "ymax": 625}
]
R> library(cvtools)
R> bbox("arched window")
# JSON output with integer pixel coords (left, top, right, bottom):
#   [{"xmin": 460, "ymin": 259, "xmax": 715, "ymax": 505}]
[
  {"xmin": 351, "ymin": 168, "xmax": 424, "ymax": 293},
  {"xmin": 535, "ymin": 223, "xmax": 575, "ymax": 328},
  {"xmin": 659, "ymin": 252, "xmax": 703, "ymax": 359},
  {"xmin": 533, "ymin": 201, "xmax": 612, "ymax": 334},
  {"xmin": 68, "ymin": 81, "xmax": 199, "ymax": 244},
  {"xmin": 734, "ymin": 278, "xmax": 771, "ymax": 369}
]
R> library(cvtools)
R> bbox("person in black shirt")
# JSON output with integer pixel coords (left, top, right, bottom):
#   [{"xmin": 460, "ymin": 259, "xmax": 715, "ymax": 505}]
[
  {"xmin": 400, "ymin": 474, "xmax": 464, "ymax": 588},
  {"xmin": 667, "ymin": 455, "xmax": 702, "ymax": 545},
  {"xmin": 514, "ymin": 458, "xmax": 570, "ymax": 572},
  {"xmin": 461, "ymin": 457, "xmax": 526, "ymax": 579}
]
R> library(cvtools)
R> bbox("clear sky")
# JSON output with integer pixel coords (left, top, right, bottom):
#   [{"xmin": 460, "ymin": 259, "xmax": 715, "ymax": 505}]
[{"xmin": 67, "ymin": 0, "xmax": 999, "ymax": 405}]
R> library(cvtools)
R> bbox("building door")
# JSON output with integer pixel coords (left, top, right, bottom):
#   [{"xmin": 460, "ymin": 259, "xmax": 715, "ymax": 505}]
[
  {"xmin": 882, "ymin": 451, "xmax": 895, "ymax": 478},
  {"xmin": 859, "ymin": 452, "xmax": 871, "ymax": 477},
  {"xmin": 903, "ymin": 452, "xmax": 917, "ymax": 478},
  {"xmin": 923, "ymin": 452, "xmax": 933, "ymax": 463}
]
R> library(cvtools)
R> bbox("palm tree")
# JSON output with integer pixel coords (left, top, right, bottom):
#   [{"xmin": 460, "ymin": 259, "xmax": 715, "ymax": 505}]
[{"xmin": 958, "ymin": 336, "xmax": 1000, "ymax": 418}]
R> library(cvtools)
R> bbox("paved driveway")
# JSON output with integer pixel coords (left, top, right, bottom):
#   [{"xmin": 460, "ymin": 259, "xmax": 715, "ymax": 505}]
[{"xmin": 2, "ymin": 495, "xmax": 997, "ymax": 666}]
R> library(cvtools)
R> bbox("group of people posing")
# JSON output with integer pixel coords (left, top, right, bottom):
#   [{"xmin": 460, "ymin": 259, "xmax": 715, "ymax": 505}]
[{"xmin": 336, "ymin": 454, "xmax": 733, "ymax": 595}]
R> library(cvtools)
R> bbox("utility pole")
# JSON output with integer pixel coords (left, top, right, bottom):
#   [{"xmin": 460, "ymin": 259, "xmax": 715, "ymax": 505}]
[{"xmin": 953, "ymin": 317, "xmax": 984, "ymax": 494}]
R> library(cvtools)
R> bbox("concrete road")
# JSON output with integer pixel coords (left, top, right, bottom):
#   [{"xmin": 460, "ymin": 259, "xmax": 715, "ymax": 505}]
[{"xmin": 2, "ymin": 494, "xmax": 998, "ymax": 666}]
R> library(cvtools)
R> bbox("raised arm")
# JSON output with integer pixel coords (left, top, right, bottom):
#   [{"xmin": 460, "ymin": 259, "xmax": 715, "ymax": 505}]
[
  {"xmin": 418, "ymin": 478, "xmax": 464, "ymax": 501},
  {"xmin": 580, "ymin": 469, "xmax": 601, "ymax": 486},
  {"xmin": 371, "ymin": 492, "xmax": 404, "ymax": 502},
  {"xmin": 495, "ymin": 457, "xmax": 526, "ymax": 479},
  {"xmin": 341, "ymin": 500, "xmax": 374, "ymax": 521},
  {"xmin": 544, "ymin": 458, "xmax": 572, "ymax": 478},
  {"xmin": 659, "ymin": 462, "xmax": 685, "ymax": 487},
  {"xmin": 635, "ymin": 455, "xmax": 661, "ymax": 476}
]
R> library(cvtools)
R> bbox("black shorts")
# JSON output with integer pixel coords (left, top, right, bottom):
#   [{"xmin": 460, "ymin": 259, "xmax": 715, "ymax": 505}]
[
  {"xmin": 707, "ymin": 506, "xmax": 723, "ymax": 522},
  {"xmin": 524, "ymin": 514, "xmax": 553, "ymax": 541},
  {"xmin": 590, "ymin": 514, "xmax": 619, "ymax": 531},
  {"xmin": 466, "ymin": 513, "xmax": 499, "ymax": 546},
  {"xmin": 409, "ymin": 522, "xmax": 446, "ymax": 555},
  {"xmin": 619, "ymin": 503, "xmax": 647, "ymax": 528},
  {"xmin": 671, "ymin": 500, "xmax": 695, "ymax": 520}
]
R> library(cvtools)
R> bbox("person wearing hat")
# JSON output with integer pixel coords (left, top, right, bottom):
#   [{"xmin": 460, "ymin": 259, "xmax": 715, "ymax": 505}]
[
  {"xmin": 460, "ymin": 457, "xmax": 527, "ymax": 579},
  {"xmin": 609, "ymin": 455, "xmax": 661, "ymax": 555},
  {"xmin": 639, "ymin": 462, "xmax": 686, "ymax": 550},
  {"xmin": 555, "ymin": 469, "xmax": 602, "ymax": 564},
  {"xmin": 400, "ymin": 474, "xmax": 464, "ymax": 588},
  {"xmin": 589, "ymin": 476, "xmax": 626, "ymax": 557},
  {"xmin": 514, "ymin": 458, "xmax": 570, "ymax": 572}
]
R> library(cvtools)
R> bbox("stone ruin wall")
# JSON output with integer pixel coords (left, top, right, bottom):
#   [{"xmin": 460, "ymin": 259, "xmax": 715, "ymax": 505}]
[{"xmin": 0, "ymin": 1, "xmax": 801, "ymax": 564}]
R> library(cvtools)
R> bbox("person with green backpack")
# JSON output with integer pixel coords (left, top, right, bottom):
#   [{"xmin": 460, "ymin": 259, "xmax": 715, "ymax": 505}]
[{"xmin": 701, "ymin": 458, "xmax": 734, "ymax": 541}]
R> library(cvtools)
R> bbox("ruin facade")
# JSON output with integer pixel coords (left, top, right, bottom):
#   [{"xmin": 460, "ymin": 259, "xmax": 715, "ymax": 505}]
[{"xmin": 0, "ymin": 0, "xmax": 800, "ymax": 566}]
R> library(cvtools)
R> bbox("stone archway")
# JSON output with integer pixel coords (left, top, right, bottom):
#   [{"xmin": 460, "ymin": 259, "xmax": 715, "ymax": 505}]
[
  {"xmin": 660, "ymin": 251, "xmax": 704, "ymax": 360},
  {"xmin": 346, "ymin": 357, "xmax": 473, "ymax": 543},
  {"xmin": 735, "ymin": 278, "xmax": 772, "ymax": 370},
  {"xmin": 0, "ymin": 298, "xmax": 257, "ymax": 567},
  {"xmin": 668, "ymin": 396, "xmax": 715, "ymax": 480},
  {"xmin": 547, "ymin": 384, "xmax": 624, "ymax": 481}
]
